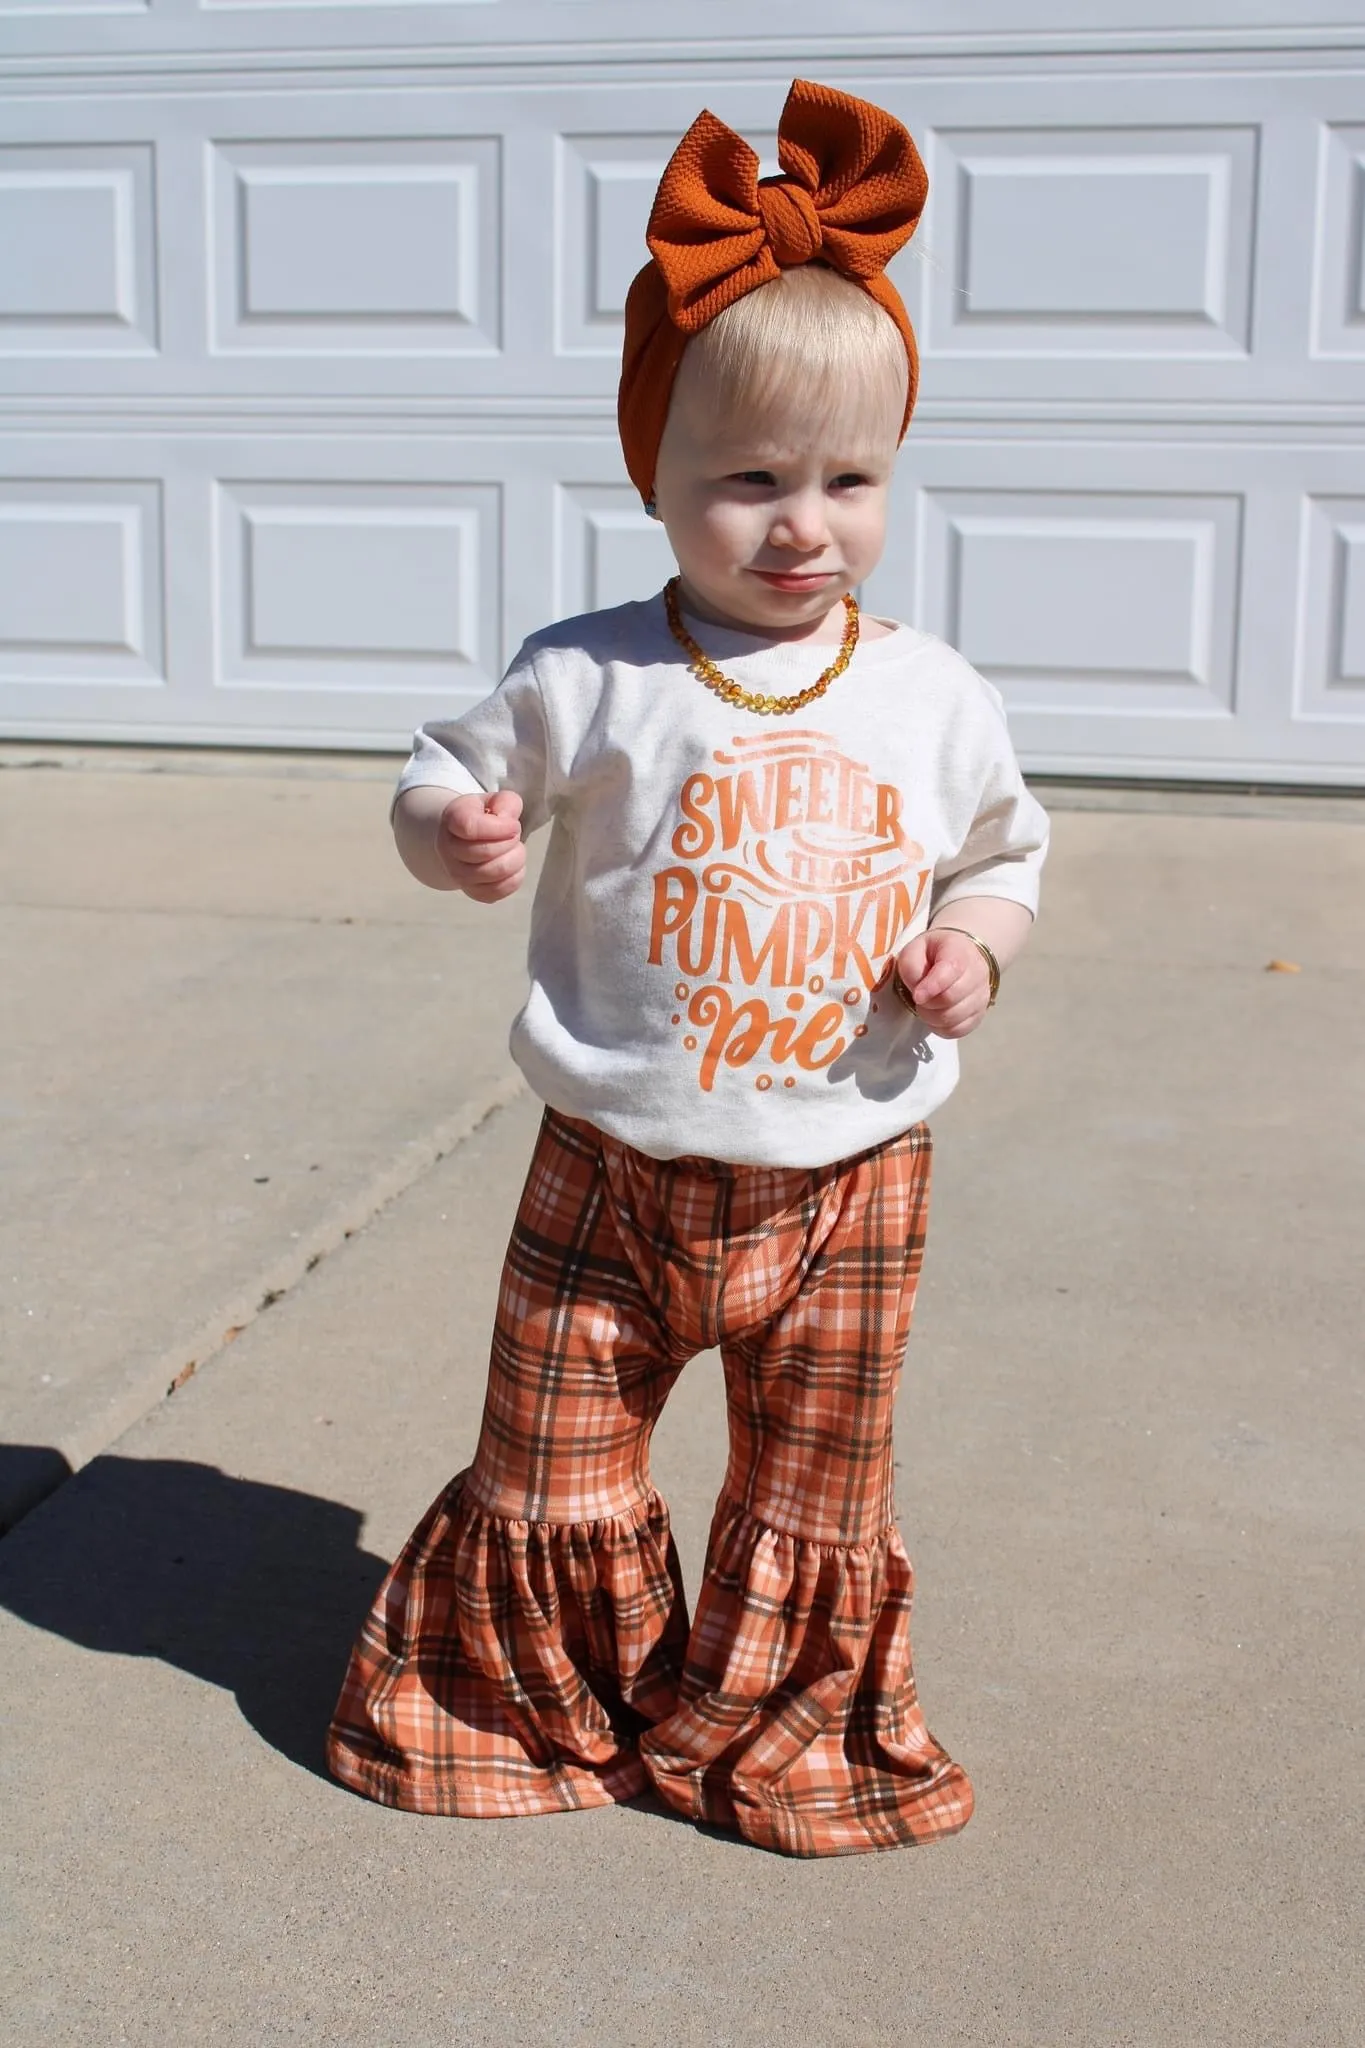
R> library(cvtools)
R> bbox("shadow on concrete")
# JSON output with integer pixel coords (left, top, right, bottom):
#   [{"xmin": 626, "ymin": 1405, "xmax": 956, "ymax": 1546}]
[
  {"xmin": 0, "ymin": 1442, "xmax": 75, "ymax": 1534},
  {"xmin": 0, "ymin": 1449, "xmax": 388, "ymax": 1778}
]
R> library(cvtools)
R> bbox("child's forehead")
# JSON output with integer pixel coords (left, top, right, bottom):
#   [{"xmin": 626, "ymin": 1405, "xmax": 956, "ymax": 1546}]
[{"xmin": 671, "ymin": 406, "xmax": 895, "ymax": 467}]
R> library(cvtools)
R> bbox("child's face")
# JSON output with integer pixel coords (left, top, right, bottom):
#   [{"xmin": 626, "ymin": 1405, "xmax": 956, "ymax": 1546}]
[{"xmin": 652, "ymin": 350, "xmax": 901, "ymax": 641}]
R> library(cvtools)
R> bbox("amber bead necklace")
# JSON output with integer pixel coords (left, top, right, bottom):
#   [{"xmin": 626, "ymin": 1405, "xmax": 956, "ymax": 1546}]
[{"xmin": 663, "ymin": 575, "xmax": 859, "ymax": 717}]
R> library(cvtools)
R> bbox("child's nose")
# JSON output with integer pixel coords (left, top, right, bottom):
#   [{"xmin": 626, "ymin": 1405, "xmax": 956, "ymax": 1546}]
[{"xmin": 769, "ymin": 491, "xmax": 829, "ymax": 551}]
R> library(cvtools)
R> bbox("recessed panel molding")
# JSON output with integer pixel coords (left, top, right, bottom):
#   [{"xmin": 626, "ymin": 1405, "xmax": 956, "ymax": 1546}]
[
  {"xmin": 1311, "ymin": 124, "xmax": 1365, "ymax": 361},
  {"xmin": 0, "ymin": 146, "xmax": 158, "ymax": 357},
  {"xmin": 210, "ymin": 138, "xmax": 501, "ymax": 356},
  {"xmin": 554, "ymin": 482, "xmax": 678, "ymax": 618},
  {"xmin": 0, "ymin": 481, "xmax": 164, "ymax": 687},
  {"xmin": 214, "ymin": 480, "xmax": 501, "ymax": 692},
  {"xmin": 922, "ymin": 125, "xmax": 1257, "ymax": 357},
  {"xmin": 1295, "ymin": 496, "xmax": 1365, "ymax": 720},
  {"xmin": 918, "ymin": 488, "xmax": 1242, "ymax": 715}
]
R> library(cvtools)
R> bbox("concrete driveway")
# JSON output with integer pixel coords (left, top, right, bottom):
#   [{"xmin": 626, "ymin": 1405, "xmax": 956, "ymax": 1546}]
[{"xmin": 1, "ymin": 747, "xmax": 1361, "ymax": 2045}]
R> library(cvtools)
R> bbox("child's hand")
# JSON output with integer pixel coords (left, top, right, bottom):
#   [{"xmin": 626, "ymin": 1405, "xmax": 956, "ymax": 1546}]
[
  {"xmin": 893, "ymin": 927, "xmax": 992, "ymax": 1039},
  {"xmin": 436, "ymin": 790, "xmax": 525, "ymax": 902}
]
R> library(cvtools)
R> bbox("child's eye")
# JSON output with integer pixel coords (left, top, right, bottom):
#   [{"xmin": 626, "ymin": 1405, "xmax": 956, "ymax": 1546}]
[
  {"xmin": 831, "ymin": 473, "xmax": 870, "ymax": 491},
  {"xmin": 731, "ymin": 470, "xmax": 777, "ymax": 487}
]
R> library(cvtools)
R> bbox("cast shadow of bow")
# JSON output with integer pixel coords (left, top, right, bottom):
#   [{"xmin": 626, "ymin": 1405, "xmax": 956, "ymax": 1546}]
[{"xmin": 0, "ymin": 1444, "xmax": 388, "ymax": 1779}]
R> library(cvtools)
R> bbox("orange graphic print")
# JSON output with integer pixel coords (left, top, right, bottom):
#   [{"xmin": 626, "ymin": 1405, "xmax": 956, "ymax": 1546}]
[{"xmin": 648, "ymin": 732, "xmax": 930, "ymax": 1092}]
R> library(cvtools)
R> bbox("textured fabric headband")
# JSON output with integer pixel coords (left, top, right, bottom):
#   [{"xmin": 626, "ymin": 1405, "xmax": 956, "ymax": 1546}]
[{"xmin": 617, "ymin": 79, "xmax": 928, "ymax": 503}]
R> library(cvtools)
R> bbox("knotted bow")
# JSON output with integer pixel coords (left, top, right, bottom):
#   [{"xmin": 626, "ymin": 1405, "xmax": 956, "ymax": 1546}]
[{"xmin": 618, "ymin": 79, "xmax": 928, "ymax": 500}]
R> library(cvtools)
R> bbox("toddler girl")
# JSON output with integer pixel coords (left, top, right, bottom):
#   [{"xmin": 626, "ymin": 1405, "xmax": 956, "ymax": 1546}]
[{"xmin": 327, "ymin": 79, "xmax": 1048, "ymax": 1858}]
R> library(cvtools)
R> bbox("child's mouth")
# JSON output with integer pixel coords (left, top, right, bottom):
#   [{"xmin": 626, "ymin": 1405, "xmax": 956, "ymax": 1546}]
[{"xmin": 751, "ymin": 570, "xmax": 838, "ymax": 593}]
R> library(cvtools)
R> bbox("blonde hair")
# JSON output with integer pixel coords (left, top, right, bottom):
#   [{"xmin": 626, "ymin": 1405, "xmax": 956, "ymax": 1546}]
[{"xmin": 674, "ymin": 264, "xmax": 908, "ymax": 447}]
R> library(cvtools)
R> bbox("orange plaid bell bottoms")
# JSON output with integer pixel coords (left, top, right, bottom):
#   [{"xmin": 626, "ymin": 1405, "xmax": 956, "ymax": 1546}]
[{"xmin": 326, "ymin": 1107, "xmax": 973, "ymax": 1857}]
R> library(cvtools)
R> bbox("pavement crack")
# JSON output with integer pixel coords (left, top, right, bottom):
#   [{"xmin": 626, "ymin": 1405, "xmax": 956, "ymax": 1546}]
[{"xmin": 1, "ymin": 1071, "xmax": 528, "ymax": 1539}]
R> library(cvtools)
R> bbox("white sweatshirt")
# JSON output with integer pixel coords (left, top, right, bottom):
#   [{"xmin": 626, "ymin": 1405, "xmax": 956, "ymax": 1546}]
[{"xmin": 396, "ymin": 593, "xmax": 1049, "ymax": 1168}]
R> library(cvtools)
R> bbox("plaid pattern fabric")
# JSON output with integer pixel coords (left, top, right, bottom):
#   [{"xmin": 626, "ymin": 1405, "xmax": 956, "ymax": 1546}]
[{"xmin": 327, "ymin": 1108, "xmax": 972, "ymax": 1856}]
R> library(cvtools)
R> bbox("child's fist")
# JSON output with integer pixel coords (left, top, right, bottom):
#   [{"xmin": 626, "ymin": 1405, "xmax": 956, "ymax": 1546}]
[
  {"xmin": 893, "ymin": 926, "xmax": 991, "ymax": 1039},
  {"xmin": 436, "ymin": 790, "xmax": 525, "ymax": 902}
]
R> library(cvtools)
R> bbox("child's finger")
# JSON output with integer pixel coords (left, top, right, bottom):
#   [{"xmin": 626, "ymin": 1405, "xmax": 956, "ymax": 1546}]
[
  {"xmin": 459, "ymin": 834, "xmax": 525, "ymax": 877},
  {"xmin": 485, "ymin": 789, "xmax": 523, "ymax": 824},
  {"xmin": 442, "ymin": 797, "xmax": 519, "ymax": 845},
  {"xmin": 455, "ymin": 813, "xmax": 520, "ymax": 846},
  {"xmin": 910, "ymin": 955, "xmax": 967, "ymax": 1004},
  {"xmin": 465, "ymin": 851, "xmax": 524, "ymax": 891},
  {"xmin": 464, "ymin": 850, "xmax": 526, "ymax": 900},
  {"xmin": 917, "ymin": 988, "xmax": 986, "ymax": 1036},
  {"xmin": 912, "ymin": 971, "xmax": 978, "ymax": 1016},
  {"xmin": 467, "ymin": 874, "xmax": 523, "ymax": 903},
  {"xmin": 454, "ymin": 836, "xmax": 519, "ymax": 869},
  {"xmin": 933, "ymin": 1009, "xmax": 987, "ymax": 1040},
  {"xmin": 893, "ymin": 935, "xmax": 929, "ymax": 991}
]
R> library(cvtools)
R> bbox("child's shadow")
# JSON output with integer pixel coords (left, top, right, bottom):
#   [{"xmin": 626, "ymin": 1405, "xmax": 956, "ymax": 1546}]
[{"xmin": 0, "ymin": 1444, "xmax": 388, "ymax": 1778}]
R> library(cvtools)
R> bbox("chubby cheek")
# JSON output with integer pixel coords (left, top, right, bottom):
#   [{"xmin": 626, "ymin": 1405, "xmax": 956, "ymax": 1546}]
[
  {"xmin": 838, "ymin": 501, "xmax": 889, "ymax": 573},
  {"xmin": 665, "ymin": 519, "xmax": 725, "ymax": 583},
  {"xmin": 694, "ymin": 502, "xmax": 762, "ymax": 568}
]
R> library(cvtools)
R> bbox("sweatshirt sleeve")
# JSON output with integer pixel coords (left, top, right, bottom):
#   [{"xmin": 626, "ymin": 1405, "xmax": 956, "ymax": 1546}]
[
  {"xmin": 391, "ymin": 642, "xmax": 557, "ymax": 833},
  {"xmin": 929, "ymin": 674, "xmax": 1050, "ymax": 920}
]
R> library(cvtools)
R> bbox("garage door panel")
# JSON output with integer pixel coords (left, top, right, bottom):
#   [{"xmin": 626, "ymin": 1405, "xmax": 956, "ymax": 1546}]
[
  {"xmin": 204, "ymin": 447, "xmax": 515, "ymax": 741},
  {"xmin": 212, "ymin": 480, "xmax": 502, "ymax": 700},
  {"xmin": 0, "ymin": 143, "xmax": 159, "ymax": 359},
  {"xmin": 897, "ymin": 77, "xmax": 1360, "ymax": 407},
  {"xmin": 921, "ymin": 126, "xmax": 1258, "ymax": 359},
  {"xmin": 0, "ymin": 480, "xmax": 165, "ymax": 693},
  {"xmin": 1312, "ymin": 124, "xmax": 1365, "ymax": 364},
  {"xmin": 208, "ymin": 137, "xmax": 502, "ymax": 359},
  {"xmin": 864, "ymin": 435, "xmax": 1365, "ymax": 779},
  {"xmin": 1296, "ymin": 498, "xmax": 1365, "ymax": 727},
  {"xmin": 916, "ymin": 489, "xmax": 1242, "ymax": 716},
  {"xmin": 553, "ymin": 482, "xmax": 677, "ymax": 620}
]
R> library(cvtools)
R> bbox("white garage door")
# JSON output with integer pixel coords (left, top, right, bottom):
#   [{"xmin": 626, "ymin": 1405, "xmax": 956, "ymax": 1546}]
[{"xmin": 2, "ymin": 2, "xmax": 1364, "ymax": 784}]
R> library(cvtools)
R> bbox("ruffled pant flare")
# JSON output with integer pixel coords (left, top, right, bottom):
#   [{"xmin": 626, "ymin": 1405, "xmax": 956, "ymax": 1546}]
[{"xmin": 326, "ymin": 1108, "xmax": 972, "ymax": 1858}]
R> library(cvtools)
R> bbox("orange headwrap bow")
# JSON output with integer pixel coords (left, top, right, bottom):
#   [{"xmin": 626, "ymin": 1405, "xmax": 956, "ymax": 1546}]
[{"xmin": 618, "ymin": 79, "xmax": 928, "ymax": 502}]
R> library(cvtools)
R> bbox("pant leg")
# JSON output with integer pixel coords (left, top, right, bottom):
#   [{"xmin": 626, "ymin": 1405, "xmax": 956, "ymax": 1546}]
[
  {"xmin": 326, "ymin": 1110, "xmax": 691, "ymax": 1818},
  {"xmin": 640, "ymin": 1123, "xmax": 975, "ymax": 1857}
]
